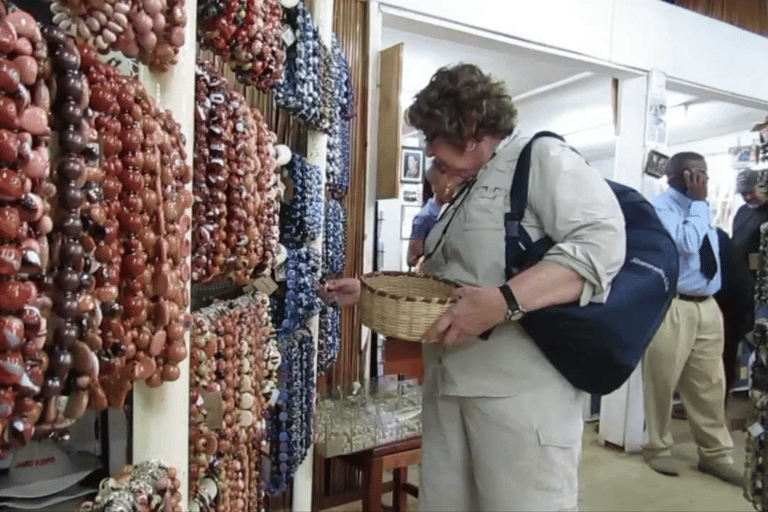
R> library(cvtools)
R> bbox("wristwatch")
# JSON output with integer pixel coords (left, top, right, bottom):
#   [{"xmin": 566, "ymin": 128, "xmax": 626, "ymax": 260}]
[{"xmin": 498, "ymin": 284, "xmax": 526, "ymax": 321}]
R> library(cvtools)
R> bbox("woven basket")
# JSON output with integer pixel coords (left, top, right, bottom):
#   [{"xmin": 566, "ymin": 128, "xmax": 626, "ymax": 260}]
[{"xmin": 359, "ymin": 271, "xmax": 460, "ymax": 342}]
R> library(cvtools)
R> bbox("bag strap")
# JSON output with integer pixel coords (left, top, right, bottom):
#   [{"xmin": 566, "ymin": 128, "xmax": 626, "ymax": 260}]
[
  {"xmin": 504, "ymin": 131, "xmax": 565, "ymax": 279},
  {"xmin": 480, "ymin": 131, "xmax": 565, "ymax": 341}
]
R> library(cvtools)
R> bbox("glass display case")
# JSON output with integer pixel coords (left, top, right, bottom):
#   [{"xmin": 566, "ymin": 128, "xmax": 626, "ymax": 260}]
[{"xmin": 316, "ymin": 377, "xmax": 422, "ymax": 458}]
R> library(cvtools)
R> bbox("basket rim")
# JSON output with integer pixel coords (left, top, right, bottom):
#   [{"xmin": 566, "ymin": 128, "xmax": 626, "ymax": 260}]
[{"xmin": 359, "ymin": 271, "xmax": 460, "ymax": 305}]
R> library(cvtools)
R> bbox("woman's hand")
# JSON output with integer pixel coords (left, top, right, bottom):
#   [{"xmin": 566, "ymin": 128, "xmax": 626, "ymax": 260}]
[
  {"xmin": 422, "ymin": 286, "xmax": 507, "ymax": 346},
  {"xmin": 318, "ymin": 278, "xmax": 361, "ymax": 307}
]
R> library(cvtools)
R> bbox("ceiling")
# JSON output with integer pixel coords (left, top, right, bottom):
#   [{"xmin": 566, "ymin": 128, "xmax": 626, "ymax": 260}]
[
  {"xmin": 382, "ymin": 26, "xmax": 586, "ymax": 102},
  {"xmin": 382, "ymin": 18, "xmax": 767, "ymax": 163}
]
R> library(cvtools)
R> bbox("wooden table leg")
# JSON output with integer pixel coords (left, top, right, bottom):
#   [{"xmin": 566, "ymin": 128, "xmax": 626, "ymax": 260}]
[
  {"xmin": 362, "ymin": 455, "xmax": 384, "ymax": 512},
  {"xmin": 393, "ymin": 466, "xmax": 408, "ymax": 512}
]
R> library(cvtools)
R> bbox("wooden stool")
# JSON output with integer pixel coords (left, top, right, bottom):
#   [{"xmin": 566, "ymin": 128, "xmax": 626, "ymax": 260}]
[
  {"xmin": 313, "ymin": 436, "xmax": 421, "ymax": 512},
  {"xmin": 342, "ymin": 436, "xmax": 421, "ymax": 512}
]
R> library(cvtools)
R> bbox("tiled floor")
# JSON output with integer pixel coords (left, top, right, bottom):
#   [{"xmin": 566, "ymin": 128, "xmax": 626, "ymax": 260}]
[{"xmin": 326, "ymin": 398, "xmax": 752, "ymax": 512}]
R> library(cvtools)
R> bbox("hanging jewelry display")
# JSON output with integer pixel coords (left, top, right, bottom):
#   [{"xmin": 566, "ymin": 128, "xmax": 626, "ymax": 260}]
[
  {"xmin": 746, "ymin": 189, "xmax": 768, "ymax": 509},
  {"xmin": 197, "ymin": 0, "xmax": 286, "ymax": 89},
  {"xmin": 265, "ymin": 324, "xmax": 314, "ymax": 495},
  {"xmin": 334, "ymin": 35, "xmax": 356, "ymax": 121},
  {"xmin": 77, "ymin": 460, "xmax": 183, "ymax": 512},
  {"xmin": 321, "ymin": 198, "xmax": 345, "ymax": 280},
  {"xmin": 746, "ymin": 318, "xmax": 768, "ymax": 510},
  {"xmin": 78, "ymin": 44, "xmax": 193, "ymax": 409},
  {"xmin": 325, "ymin": 34, "xmax": 355, "ymax": 197},
  {"xmin": 0, "ymin": 4, "xmax": 56, "ymax": 454},
  {"xmin": 189, "ymin": 292, "xmax": 274, "ymax": 512},
  {"xmin": 273, "ymin": 0, "xmax": 322, "ymax": 128},
  {"xmin": 253, "ymin": 107, "xmax": 280, "ymax": 275},
  {"xmin": 280, "ymin": 153, "xmax": 322, "ymax": 245},
  {"xmin": 276, "ymin": 245, "xmax": 319, "ymax": 339},
  {"xmin": 317, "ymin": 198, "xmax": 344, "ymax": 374},
  {"xmin": 48, "ymin": 0, "xmax": 188, "ymax": 72},
  {"xmin": 757, "ymin": 172, "xmax": 768, "ymax": 308},
  {"xmin": 43, "ymin": 24, "xmax": 111, "ymax": 436},
  {"xmin": 193, "ymin": 63, "xmax": 278, "ymax": 285}
]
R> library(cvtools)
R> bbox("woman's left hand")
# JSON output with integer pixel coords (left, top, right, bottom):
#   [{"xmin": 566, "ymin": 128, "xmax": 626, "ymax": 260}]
[{"xmin": 422, "ymin": 286, "xmax": 507, "ymax": 346}]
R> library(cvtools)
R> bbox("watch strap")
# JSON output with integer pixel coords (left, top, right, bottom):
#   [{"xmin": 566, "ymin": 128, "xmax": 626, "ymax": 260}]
[{"xmin": 498, "ymin": 284, "xmax": 525, "ymax": 320}]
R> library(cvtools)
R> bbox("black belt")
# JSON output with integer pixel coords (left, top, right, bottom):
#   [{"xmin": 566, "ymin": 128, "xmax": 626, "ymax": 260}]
[{"xmin": 676, "ymin": 293, "xmax": 710, "ymax": 303}]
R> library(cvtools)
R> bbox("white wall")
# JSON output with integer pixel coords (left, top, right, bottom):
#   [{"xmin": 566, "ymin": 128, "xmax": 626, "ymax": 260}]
[
  {"xmin": 590, "ymin": 157, "xmax": 616, "ymax": 180},
  {"xmin": 379, "ymin": 0, "xmax": 768, "ymax": 104},
  {"xmin": 515, "ymin": 75, "xmax": 613, "ymax": 137},
  {"xmin": 611, "ymin": 0, "xmax": 768, "ymax": 103}
]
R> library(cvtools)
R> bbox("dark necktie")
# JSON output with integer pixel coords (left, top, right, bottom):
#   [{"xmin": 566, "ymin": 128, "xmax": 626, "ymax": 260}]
[{"xmin": 699, "ymin": 234, "xmax": 717, "ymax": 281}]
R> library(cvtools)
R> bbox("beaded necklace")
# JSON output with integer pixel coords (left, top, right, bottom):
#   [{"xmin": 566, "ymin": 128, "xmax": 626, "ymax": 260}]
[
  {"xmin": 198, "ymin": 0, "xmax": 286, "ymax": 89},
  {"xmin": 194, "ymin": 62, "xmax": 276, "ymax": 285},
  {"xmin": 49, "ymin": 0, "xmax": 187, "ymax": 72},
  {"xmin": 78, "ymin": 44, "xmax": 193, "ymax": 408},
  {"xmin": 266, "ymin": 325, "xmax": 314, "ymax": 495},
  {"xmin": 322, "ymin": 198, "xmax": 346, "ymax": 280},
  {"xmin": 78, "ymin": 461, "xmax": 182, "ymax": 512},
  {"xmin": 44, "ymin": 24, "xmax": 106, "ymax": 430},
  {"xmin": 277, "ymin": 246, "xmax": 320, "ymax": 340},
  {"xmin": 274, "ymin": 1, "xmax": 321, "ymax": 127},
  {"xmin": 189, "ymin": 292, "xmax": 273, "ymax": 512},
  {"xmin": 325, "ymin": 34, "xmax": 354, "ymax": 196},
  {"xmin": 280, "ymin": 153, "xmax": 323, "ymax": 245},
  {"xmin": 333, "ymin": 35, "xmax": 356, "ymax": 120}
]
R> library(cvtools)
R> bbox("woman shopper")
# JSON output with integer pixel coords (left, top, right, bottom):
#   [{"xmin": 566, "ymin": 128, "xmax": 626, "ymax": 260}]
[{"xmin": 321, "ymin": 63, "xmax": 625, "ymax": 511}]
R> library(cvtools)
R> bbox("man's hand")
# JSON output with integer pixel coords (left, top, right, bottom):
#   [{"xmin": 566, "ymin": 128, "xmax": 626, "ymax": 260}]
[
  {"xmin": 422, "ymin": 286, "xmax": 507, "ymax": 346},
  {"xmin": 684, "ymin": 169, "xmax": 708, "ymax": 201},
  {"xmin": 318, "ymin": 278, "xmax": 361, "ymax": 307}
]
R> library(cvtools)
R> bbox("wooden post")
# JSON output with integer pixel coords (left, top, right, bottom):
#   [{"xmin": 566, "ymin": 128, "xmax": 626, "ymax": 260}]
[
  {"xmin": 293, "ymin": 0, "xmax": 333, "ymax": 509},
  {"xmin": 131, "ymin": 0, "xmax": 197, "ymax": 509}
]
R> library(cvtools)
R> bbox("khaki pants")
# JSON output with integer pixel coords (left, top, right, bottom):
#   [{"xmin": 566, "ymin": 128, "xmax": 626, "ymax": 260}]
[
  {"xmin": 642, "ymin": 296, "xmax": 734, "ymax": 462},
  {"xmin": 419, "ymin": 376, "xmax": 583, "ymax": 512}
]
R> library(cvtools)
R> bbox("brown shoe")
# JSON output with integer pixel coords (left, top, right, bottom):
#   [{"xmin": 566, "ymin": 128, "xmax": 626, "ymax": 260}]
[
  {"xmin": 671, "ymin": 403, "xmax": 687, "ymax": 420},
  {"xmin": 645, "ymin": 455, "xmax": 685, "ymax": 476},
  {"xmin": 698, "ymin": 460, "xmax": 745, "ymax": 487}
]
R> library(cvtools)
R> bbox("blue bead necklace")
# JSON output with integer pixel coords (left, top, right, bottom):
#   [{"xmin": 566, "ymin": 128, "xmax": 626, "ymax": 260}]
[
  {"xmin": 274, "ymin": 1, "xmax": 322, "ymax": 127},
  {"xmin": 317, "ymin": 304, "xmax": 340, "ymax": 375},
  {"xmin": 281, "ymin": 153, "xmax": 323, "ymax": 245},
  {"xmin": 322, "ymin": 198, "xmax": 346, "ymax": 280},
  {"xmin": 277, "ymin": 246, "xmax": 321, "ymax": 341}
]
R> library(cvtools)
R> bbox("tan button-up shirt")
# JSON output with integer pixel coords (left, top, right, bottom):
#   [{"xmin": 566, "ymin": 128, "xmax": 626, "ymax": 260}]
[{"xmin": 422, "ymin": 134, "xmax": 626, "ymax": 396}]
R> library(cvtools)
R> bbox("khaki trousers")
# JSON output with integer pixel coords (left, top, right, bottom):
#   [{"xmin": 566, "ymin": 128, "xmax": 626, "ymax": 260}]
[
  {"xmin": 642, "ymin": 296, "xmax": 734, "ymax": 462},
  {"xmin": 419, "ymin": 376, "xmax": 583, "ymax": 512}
]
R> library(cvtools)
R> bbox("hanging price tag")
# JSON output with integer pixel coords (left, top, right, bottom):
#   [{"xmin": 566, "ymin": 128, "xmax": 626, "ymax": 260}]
[
  {"xmin": 282, "ymin": 178, "xmax": 294, "ymax": 204},
  {"xmin": 253, "ymin": 276, "xmax": 278, "ymax": 296},
  {"xmin": 268, "ymin": 388, "xmax": 280, "ymax": 407},
  {"xmin": 748, "ymin": 422, "xmax": 765, "ymax": 438},
  {"xmin": 261, "ymin": 453, "xmax": 272, "ymax": 482},
  {"xmin": 201, "ymin": 391, "xmax": 224, "ymax": 429},
  {"xmin": 282, "ymin": 24, "xmax": 297, "ymax": 48}
]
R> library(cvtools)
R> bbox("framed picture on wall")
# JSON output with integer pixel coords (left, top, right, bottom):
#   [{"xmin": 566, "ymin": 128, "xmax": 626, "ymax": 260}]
[
  {"xmin": 401, "ymin": 147, "xmax": 424, "ymax": 183},
  {"xmin": 401, "ymin": 184, "xmax": 422, "ymax": 204},
  {"xmin": 728, "ymin": 146, "xmax": 758, "ymax": 168},
  {"xmin": 644, "ymin": 149, "xmax": 669, "ymax": 178},
  {"xmin": 401, "ymin": 204, "xmax": 420, "ymax": 240}
]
